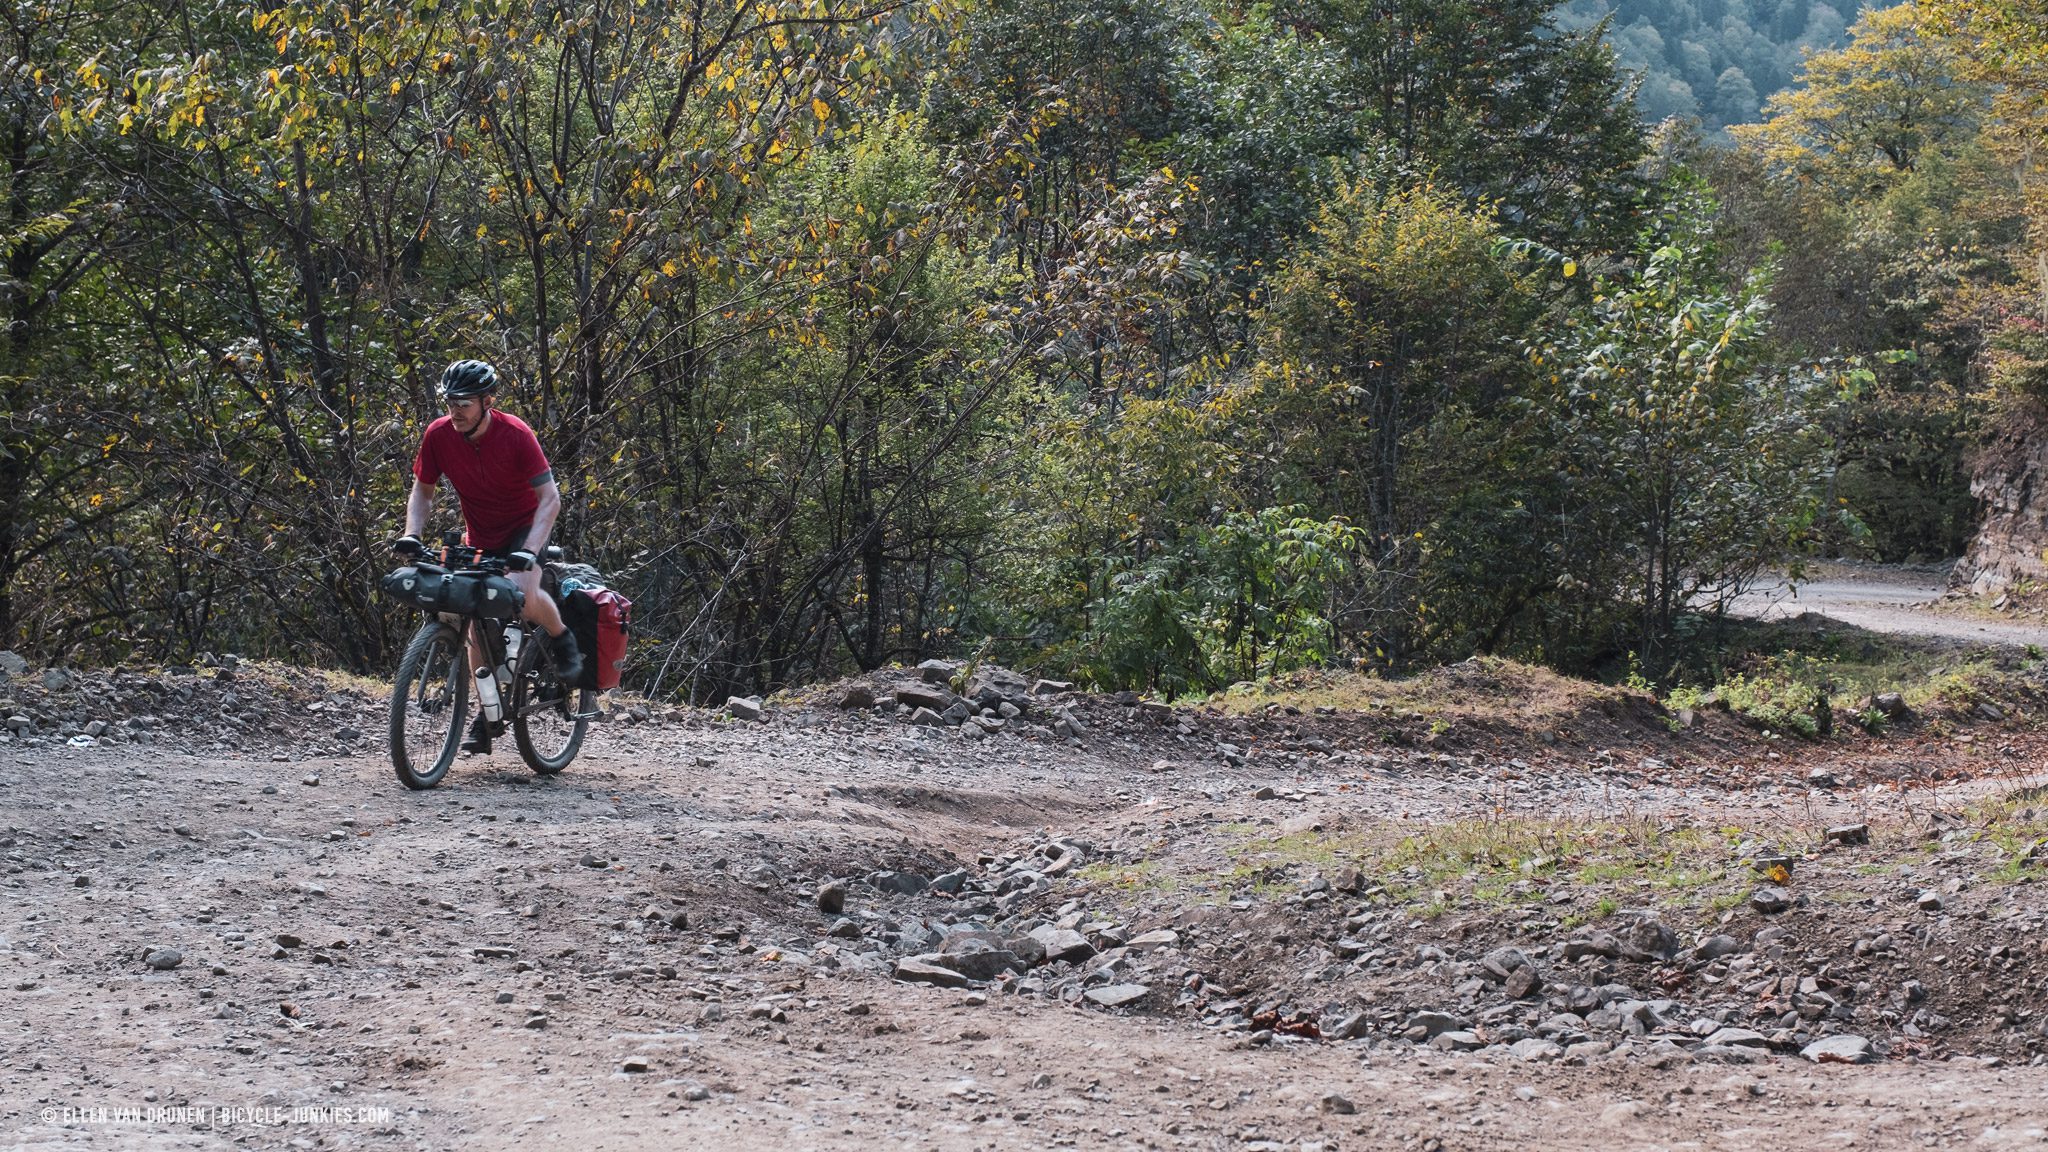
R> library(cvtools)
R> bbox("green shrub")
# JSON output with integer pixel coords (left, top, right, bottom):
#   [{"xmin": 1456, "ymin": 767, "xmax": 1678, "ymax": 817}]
[{"xmin": 1074, "ymin": 506, "xmax": 1366, "ymax": 693}]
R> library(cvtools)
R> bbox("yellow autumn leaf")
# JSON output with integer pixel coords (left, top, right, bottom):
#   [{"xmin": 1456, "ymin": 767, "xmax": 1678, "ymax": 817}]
[
  {"xmin": 811, "ymin": 98, "xmax": 830, "ymax": 121},
  {"xmin": 1563, "ymin": 260, "xmax": 1577, "ymax": 278}
]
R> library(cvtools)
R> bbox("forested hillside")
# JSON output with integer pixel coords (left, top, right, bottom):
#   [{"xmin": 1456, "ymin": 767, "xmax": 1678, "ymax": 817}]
[
  {"xmin": 1561, "ymin": 0, "xmax": 1873, "ymax": 129},
  {"xmin": 4, "ymin": 0, "xmax": 2043, "ymax": 699}
]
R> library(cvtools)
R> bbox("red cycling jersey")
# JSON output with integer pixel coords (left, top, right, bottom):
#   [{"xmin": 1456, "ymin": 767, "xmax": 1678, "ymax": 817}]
[{"xmin": 411, "ymin": 411, "xmax": 551, "ymax": 550}]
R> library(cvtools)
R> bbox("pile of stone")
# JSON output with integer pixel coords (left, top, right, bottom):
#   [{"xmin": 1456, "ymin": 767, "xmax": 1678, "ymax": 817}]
[
  {"xmin": 796, "ymin": 838, "xmax": 1181, "ymax": 1012},
  {"xmin": 744, "ymin": 660, "xmax": 1095, "ymax": 739},
  {"xmin": 884, "ymin": 897, "xmax": 1179, "ymax": 1004},
  {"xmin": 891, "ymin": 912, "xmax": 1183, "ymax": 1013},
  {"xmin": 1210, "ymin": 906, "xmax": 1928, "ymax": 1066},
  {"xmin": 814, "ymin": 831, "xmax": 1919, "ymax": 1057},
  {"xmin": 1, "ymin": 650, "xmax": 369, "ymax": 757}
]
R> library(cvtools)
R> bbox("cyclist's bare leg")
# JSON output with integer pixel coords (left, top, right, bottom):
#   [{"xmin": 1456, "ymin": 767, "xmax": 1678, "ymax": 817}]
[
  {"xmin": 511, "ymin": 569, "xmax": 567, "ymax": 636},
  {"xmin": 464, "ymin": 622, "xmax": 489, "ymax": 682},
  {"xmin": 456, "ymin": 618, "xmax": 499, "ymax": 750}
]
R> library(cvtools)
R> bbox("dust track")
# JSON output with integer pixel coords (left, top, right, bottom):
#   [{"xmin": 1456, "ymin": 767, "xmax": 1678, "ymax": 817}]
[
  {"xmin": 1730, "ymin": 562, "xmax": 2048, "ymax": 647},
  {"xmin": 8, "ymin": 663, "xmax": 2048, "ymax": 1152}
]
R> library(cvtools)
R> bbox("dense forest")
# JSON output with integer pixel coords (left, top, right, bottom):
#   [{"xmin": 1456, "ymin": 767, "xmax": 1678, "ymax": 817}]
[
  {"xmin": 4, "ymin": 0, "xmax": 2044, "ymax": 700},
  {"xmin": 1563, "ymin": 0, "xmax": 1872, "ymax": 130}
]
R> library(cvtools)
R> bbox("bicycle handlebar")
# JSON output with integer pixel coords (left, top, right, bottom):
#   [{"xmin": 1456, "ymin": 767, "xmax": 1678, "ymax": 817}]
[
  {"xmin": 405, "ymin": 534, "xmax": 564, "ymax": 574},
  {"xmin": 418, "ymin": 543, "xmax": 508, "ymax": 574}
]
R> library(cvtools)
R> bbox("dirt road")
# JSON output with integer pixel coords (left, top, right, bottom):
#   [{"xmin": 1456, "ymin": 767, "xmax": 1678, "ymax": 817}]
[
  {"xmin": 6, "ymin": 659, "xmax": 2048, "ymax": 1150},
  {"xmin": 1729, "ymin": 563, "xmax": 2048, "ymax": 647}
]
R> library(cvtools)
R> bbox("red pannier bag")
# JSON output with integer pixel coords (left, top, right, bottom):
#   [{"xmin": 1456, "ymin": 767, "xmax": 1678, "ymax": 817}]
[{"xmin": 587, "ymin": 586, "xmax": 631, "ymax": 691}]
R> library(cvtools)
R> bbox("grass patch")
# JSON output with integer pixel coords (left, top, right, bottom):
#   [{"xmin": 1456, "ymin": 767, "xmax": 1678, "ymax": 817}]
[
  {"xmin": 1239, "ymin": 829, "xmax": 1364, "ymax": 871},
  {"xmin": 1965, "ymin": 792, "xmax": 2048, "ymax": 884},
  {"xmin": 310, "ymin": 666, "xmax": 392, "ymax": 698},
  {"xmin": 1072, "ymin": 858, "xmax": 1179, "ymax": 894},
  {"xmin": 1660, "ymin": 865, "xmax": 1728, "ymax": 891},
  {"xmin": 1470, "ymin": 878, "xmax": 1548, "ymax": 907},
  {"xmin": 1575, "ymin": 861, "xmax": 1640, "ymax": 885},
  {"xmin": 1656, "ymin": 612, "xmax": 2039, "ymax": 737},
  {"xmin": 1705, "ymin": 890, "xmax": 1749, "ymax": 914},
  {"xmin": 1211, "ymin": 827, "xmax": 1372, "ymax": 896},
  {"xmin": 1670, "ymin": 662, "xmax": 1827, "ymax": 737},
  {"xmin": 1187, "ymin": 622, "xmax": 2043, "ymax": 748},
  {"xmin": 1205, "ymin": 815, "xmax": 1747, "ymax": 917},
  {"xmin": 1200, "ymin": 808, "xmax": 2036, "ymax": 919},
  {"xmin": 1396, "ymin": 818, "xmax": 1739, "ymax": 916},
  {"xmin": 1195, "ymin": 657, "xmax": 1636, "ymax": 727}
]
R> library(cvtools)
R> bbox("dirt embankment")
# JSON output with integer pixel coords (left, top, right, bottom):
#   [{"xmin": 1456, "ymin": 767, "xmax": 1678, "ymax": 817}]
[{"xmin": 5, "ymin": 653, "xmax": 2048, "ymax": 1150}]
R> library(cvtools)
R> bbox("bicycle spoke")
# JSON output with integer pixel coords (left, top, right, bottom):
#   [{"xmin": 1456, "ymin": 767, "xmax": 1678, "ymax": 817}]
[
  {"xmin": 511, "ymin": 631, "xmax": 588, "ymax": 774},
  {"xmin": 391, "ymin": 621, "xmax": 468, "ymax": 790}
]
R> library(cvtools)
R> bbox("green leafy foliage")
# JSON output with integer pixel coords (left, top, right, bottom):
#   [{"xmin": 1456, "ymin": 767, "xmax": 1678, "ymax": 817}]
[
  {"xmin": 4, "ymin": 0, "xmax": 2005, "ymax": 713},
  {"xmin": 1073, "ymin": 507, "xmax": 1366, "ymax": 694},
  {"xmin": 1251, "ymin": 178, "xmax": 1537, "ymax": 663},
  {"xmin": 1558, "ymin": 0, "xmax": 1867, "ymax": 133},
  {"xmin": 1275, "ymin": 0, "xmax": 1648, "ymax": 250},
  {"xmin": 1706, "ymin": 4, "xmax": 2039, "ymax": 562},
  {"xmin": 1524, "ymin": 178, "xmax": 1847, "ymax": 664}
]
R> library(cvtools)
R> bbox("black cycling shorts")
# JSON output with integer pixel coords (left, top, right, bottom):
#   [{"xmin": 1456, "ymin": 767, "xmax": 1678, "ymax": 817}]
[{"xmin": 481, "ymin": 523, "xmax": 535, "ymax": 562}]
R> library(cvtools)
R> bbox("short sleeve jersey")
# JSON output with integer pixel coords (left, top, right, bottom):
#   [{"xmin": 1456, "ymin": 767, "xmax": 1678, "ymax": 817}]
[{"xmin": 411, "ymin": 410, "xmax": 551, "ymax": 550}]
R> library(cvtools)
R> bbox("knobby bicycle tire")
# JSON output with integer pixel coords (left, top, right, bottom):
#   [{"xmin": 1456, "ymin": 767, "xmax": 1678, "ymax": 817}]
[
  {"xmin": 510, "ymin": 630, "xmax": 591, "ymax": 775},
  {"xmin": 390, "ymin": 619, "xmax": 469, "ymax": 789}
]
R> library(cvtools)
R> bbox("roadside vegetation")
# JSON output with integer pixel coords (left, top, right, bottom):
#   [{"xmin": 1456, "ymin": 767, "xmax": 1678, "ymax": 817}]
[
  {"xmin": 1090, "ymin": 767, "xmax": 2048, "ymax": 930},
  {"xmin": 5, "ymin": 0, "xmax": 2043, "ymax": 712},
  {"xmin": 1186, "ymin": 614, "xmax": 2046, "ymax": 746}
]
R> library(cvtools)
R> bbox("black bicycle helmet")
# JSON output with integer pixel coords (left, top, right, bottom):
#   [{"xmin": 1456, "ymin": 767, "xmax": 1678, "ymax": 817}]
[{"xmin": 438, "ymin": 359, "xmax": 498, "ymax": 400}]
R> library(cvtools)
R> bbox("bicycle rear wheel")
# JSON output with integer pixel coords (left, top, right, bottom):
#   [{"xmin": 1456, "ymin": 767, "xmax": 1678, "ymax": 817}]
[
  {"xmin": 510, "ymin": 630, "xmax": 590, "ymax": 775},
  {"xmin": 391, "ymin": 619, "xmax": 469, "ymax": 790}
]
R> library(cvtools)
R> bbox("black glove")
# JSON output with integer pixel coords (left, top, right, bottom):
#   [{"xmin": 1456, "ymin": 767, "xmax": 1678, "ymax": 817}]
[
  {"xmin": 393, "ymin": 535, "xmax": 424, "ymax": 559},
  {"xmin": 506, "ymin": 550, "xmax": 537, "ymax": 572}
]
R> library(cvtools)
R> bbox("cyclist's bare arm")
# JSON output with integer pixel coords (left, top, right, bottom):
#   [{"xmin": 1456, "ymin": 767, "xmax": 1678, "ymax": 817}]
[
  {"xmin": 522, "ymin": 475, "xmax": 561, "ymax": 554},
  {"xmin": 404, "ymin": 478, "xmax": 436, "ymax": 539}
]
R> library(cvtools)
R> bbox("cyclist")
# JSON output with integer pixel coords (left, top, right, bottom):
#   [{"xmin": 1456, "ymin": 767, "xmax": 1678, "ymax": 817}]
[{"xmin": 393, "ymin": 359, "xmax": 584, "ymax": 753}]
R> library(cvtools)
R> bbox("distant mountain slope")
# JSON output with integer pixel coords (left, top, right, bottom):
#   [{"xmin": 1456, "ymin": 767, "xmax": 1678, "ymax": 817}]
[{"xmin": 1557, "ymin": 0, "xmax": 1873, "ymax": 130}]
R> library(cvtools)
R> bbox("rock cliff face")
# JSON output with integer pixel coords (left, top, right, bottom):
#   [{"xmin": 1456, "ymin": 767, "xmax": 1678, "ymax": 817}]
[{"xmin": 1955, "ymin": 406, "xmax": 2048, "ymax": 595}]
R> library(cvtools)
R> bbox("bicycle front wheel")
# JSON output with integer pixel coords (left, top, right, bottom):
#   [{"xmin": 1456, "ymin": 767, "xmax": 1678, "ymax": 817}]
[
  {"xmin": 390, "ymin": 619, "xmax": 469, "ymax": 790},
  {"xmin": 510, "ymin": 631, "xmax": 591, "ymax": 775}
]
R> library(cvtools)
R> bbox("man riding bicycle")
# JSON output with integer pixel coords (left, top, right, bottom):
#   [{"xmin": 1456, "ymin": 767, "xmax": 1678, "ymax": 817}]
[{"xmin": 394, "ymin": 360, "xmax": 584, "ymax": 753}]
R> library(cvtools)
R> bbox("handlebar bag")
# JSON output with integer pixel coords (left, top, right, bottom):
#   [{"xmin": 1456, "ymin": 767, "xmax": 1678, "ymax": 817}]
[
  {"xmin": 381, "ymin": 566, "xmax": 522, "ymax": 618},
  {"xmin": 380, "ymin": 565, "xmax": 447, "ymax": 611},
  {"xmin": 440, "ymin": 573, "xmax": 525, "ymax": 619}
]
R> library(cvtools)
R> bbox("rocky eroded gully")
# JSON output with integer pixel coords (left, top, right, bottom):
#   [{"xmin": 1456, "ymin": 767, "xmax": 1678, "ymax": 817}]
[{"xmin": 4, "ymin": 654, "xmax": 2048, "ymax": 1150}]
